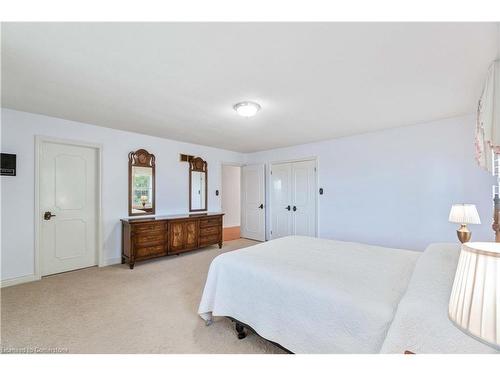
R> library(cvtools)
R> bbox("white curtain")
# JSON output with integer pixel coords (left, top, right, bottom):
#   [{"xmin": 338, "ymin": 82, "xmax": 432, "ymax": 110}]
[{"xmin": 475, "ymin": 60, "xmax": 500, "ymax": 173}]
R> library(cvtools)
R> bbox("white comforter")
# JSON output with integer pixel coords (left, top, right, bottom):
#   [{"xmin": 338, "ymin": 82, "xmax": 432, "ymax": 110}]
[{"xmin": 198, "ymin": 236, "xmax": 419, "ymax": 353}]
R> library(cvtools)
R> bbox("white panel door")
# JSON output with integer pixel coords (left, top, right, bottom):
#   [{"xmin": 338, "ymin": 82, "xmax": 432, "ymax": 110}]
[
  {"xmin": 241, "ymin": 164, "xmax": 265, "ymax": 241},
  {"xmin": 291, "ymin": 160, "xmax": 317, "ymax": 237},
  {"xmin": 40, "ymin": 141, "xmax": 98, "ymax": 276},
  {"xmin": 270, "ymin": 163, "xmax": 293, "ymax": 239}
]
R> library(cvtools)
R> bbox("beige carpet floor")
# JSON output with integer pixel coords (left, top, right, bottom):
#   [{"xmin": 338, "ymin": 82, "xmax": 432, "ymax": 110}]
[{"xmin": 1, "ymin": 239, "xmax": 284, "ymax": 354}]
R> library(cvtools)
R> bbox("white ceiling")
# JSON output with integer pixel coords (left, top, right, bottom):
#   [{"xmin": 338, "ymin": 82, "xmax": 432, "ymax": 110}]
[{"xmin": 2, "ymin": 23, "xmax": 498, "ymax": 152}]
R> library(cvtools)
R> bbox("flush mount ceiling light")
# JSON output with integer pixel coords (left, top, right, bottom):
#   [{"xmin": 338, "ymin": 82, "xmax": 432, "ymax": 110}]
[{"xmin": 233, "ymin": 101, "xmax": 261, "ymax": 117}]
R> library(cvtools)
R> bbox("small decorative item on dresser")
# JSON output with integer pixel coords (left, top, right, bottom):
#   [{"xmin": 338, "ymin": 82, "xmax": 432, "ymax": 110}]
[
  {"xmin": 448, "ymin": 242, "xmax": 500, "ymax": 350},
  {"xmin": 140, "ymin": 195, "xmax": 148, "ymax": 208},
  {"xmin": 448, "ymin": 204, "xmax": 481, "ymax": 243}
]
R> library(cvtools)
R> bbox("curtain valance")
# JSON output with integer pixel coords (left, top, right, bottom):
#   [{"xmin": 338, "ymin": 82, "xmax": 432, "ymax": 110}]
[{"xmin": 475, "ymin": 60, "xmax": 500, "ymax": 173}]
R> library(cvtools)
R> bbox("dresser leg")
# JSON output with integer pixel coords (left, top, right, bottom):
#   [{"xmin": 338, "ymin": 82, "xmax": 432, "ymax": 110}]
[
  {"xmin": 121, "ymin": 257, "xmax": 125, "ymax": 264},
  {"xmin": 218, "ymin": 242, "xmax": 223, "ymax": 249},
  {"xmin": 129, "ymin": 262, "xmax": 135, "ymax": 270}
]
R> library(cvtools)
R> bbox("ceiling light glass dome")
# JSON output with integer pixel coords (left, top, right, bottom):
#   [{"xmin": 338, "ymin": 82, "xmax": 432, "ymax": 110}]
[{"xmin": 233, "ymin": 101, "xmax": 261, "ymax": 117}]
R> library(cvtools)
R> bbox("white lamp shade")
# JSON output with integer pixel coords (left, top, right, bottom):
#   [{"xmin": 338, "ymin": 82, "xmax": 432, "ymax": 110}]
[
  {"xmin": 448, "ymin": 242, "xmax": 500, "ymax": 349},
  {"xmin": 448, "ymin": 204, "xmax": 481, "ymax": 224}
]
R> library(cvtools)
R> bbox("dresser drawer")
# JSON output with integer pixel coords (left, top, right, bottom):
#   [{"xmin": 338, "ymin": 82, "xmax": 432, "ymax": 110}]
[
  {"xmin": 134, "ymin": 231, "xmax": 165, "ymax": 246},
  {"xmin": 199, "ymin": 234, "xmax": 220, "ymax": 246},
  {"xmin": 136, "ymin": 244, "xmax": 166, "ymax": 258},
  {"xmin": 133, "ymin": 222, "xmax": 165, "ymax": 233},
  {"xmin": 199, "ymin": 217, "xmax": 222, "ymax": 228},
  {"xmin": 200, "ymin": 226, "xmax": 220, "ymax": 236}
]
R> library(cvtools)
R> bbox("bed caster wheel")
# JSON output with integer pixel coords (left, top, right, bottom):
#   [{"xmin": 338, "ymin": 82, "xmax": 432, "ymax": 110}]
[{"xmin": 235, "ymin": 322, "xmax": 247, "ymax": 339}]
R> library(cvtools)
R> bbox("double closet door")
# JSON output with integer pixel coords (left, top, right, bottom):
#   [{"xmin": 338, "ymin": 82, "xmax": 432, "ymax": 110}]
[{"xmin": 270, "ymin": 160, "xmax": 317, "ymax": 239}]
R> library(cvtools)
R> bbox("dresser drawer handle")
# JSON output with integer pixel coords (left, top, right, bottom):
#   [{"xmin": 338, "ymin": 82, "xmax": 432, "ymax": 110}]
[
  {"xmin": 136, "ymin": 235, "xmax": 164, "ymax": 243},
  {"xmin": 139, "ymin": 245, "xmax": 164, "ymax": 253},
  {"xmin": 200, "ymin": 219, "xmax": 221, "ymax": 227},
  {"xmin": 202, "ymin": 226, "xmax": 218, "ymax": 233},
  {"xmin": 200, "ymin": 234, "xmax": 219, "ymax": 241},
  {"xmin": 142, "ymin": 225, "xmax": 158, "ymax": 230}
]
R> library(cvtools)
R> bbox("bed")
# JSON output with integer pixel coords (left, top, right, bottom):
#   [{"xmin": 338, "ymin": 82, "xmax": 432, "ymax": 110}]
[{"xmin": 198, "ymin": 236, "xmax": 499, "ymax": 354}]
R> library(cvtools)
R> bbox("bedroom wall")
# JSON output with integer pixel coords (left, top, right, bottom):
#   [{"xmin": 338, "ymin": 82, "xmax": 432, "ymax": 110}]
[
  {"xmin": 2, "ymin": 109, "xmax": 496, "ymax": 284},
  {"xmin": 0, "ymin": 109, "xmax": 244, "ymax": 283},
  {"xmin": 245, "ymin": 115, "xmax": 497, "ymax": 251}
]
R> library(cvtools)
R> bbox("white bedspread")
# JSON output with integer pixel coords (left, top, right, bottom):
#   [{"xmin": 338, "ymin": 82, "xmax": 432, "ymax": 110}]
[
  {"xmin": 198, "ymin": 236, "xmax": 419, "ymax": 353},
  {"xmin": 380, "ymin": 243, "xmax": 499, "ymax": 354}
]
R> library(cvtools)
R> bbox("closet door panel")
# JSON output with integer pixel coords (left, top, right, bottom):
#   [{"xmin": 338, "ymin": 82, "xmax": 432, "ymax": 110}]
[
  {"xmin": 270, "ymin": 163, "xmax": 293, "ymax": 239},
  {"xmin": 292, "ymin": 160, "xmax": 316, "ymax": 237}
]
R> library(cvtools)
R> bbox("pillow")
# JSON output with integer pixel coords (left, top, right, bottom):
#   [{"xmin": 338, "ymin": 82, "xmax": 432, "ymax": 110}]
[{"xmin": 380, "ymin": 243, "xmax": 499, "ymax": 354}]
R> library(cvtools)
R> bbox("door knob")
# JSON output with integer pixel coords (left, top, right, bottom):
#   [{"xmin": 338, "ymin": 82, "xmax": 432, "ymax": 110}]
[
  {"xmin": 43, "ymin": 211, "xmax": 56, "ymax": 220},
  {"xmin": 258, "ymin": 204, "xmax": 264, "ymax": 209},
  {"xmin": 286, "ymin": 205, "xmax": 291, "ymax": 211},
  {"xmin": 293, "ymin": 206, "xmax": 297, "ymax": 212}
]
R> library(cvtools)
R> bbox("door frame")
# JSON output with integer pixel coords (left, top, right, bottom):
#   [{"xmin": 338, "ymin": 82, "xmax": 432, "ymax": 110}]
[
  {"xmin": 34, "ymin": 135, "xmax": 104, "ymax": 280},
  {"xmin": 269, "ymin": 157, "xmax": 319, "ymax": 240}
]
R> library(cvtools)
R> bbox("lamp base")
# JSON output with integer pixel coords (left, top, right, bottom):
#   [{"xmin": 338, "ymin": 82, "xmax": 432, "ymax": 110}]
[{"xmin": 456, "ymin": 224, "xmax": 472, "ymax": 243}]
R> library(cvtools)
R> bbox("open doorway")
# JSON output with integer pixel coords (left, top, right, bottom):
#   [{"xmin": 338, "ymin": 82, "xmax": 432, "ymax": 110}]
[{"xmin": 221, "ymin": 164, "xmax": 241, "ymax": 241}]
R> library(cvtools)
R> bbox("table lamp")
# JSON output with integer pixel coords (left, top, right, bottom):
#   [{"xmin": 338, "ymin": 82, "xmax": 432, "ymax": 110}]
[
  {"xmin": 448, "ymin": 204, "xmax": 481, "ymax": 243},
  {"xmin": 449, "ymin": 242, "xmax": 500, "ymax": 350}
]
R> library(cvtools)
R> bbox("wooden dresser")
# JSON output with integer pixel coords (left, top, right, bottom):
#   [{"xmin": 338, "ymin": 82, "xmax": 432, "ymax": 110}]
[{"xmin": 121, "ymin": 213, "xmax": 223, "ymax": 269}]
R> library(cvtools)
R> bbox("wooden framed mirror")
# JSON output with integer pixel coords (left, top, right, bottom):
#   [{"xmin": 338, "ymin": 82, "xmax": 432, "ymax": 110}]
[
  {"xmin": 129, "ymin": 149, "xmax": 155, "ymax": 216},
  {"xmin": 189, "ymin": 157, "xmax": 207, "ymax": 212}
]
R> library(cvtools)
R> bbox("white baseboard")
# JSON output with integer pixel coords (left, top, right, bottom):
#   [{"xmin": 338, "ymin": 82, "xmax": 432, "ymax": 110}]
[
  {"xmin": 101, "ymin": 257, "xmax": 122, "ymax": 266},
  {"xmin": 2, "ymin": 259, "xmax": 122, "ymax": 288},
  {"xmin": 0, "ymin": 274, "xmax": 38, "ymax": 288}
]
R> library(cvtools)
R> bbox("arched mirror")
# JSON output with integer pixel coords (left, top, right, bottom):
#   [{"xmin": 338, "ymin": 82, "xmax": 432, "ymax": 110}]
[
  {"xmin": 129, "ymin": 149, "xmax": 155, "ymax": 216},
  {"xmin": 189, "ymin": 157, "xmax": 207, "ymax": 212}
]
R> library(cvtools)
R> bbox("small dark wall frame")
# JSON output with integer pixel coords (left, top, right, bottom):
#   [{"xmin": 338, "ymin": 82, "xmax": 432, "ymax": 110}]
[
  {"xmin": 1, "ymin": 153, "xmax": 16, "ymax": 176},
  {"xmin": 128, "ymin": 149, "xmax": 156, "ymax": 217},
  {"xmin": 189, "ymin": 156, "xmax": 208, "ymax": 212}
]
